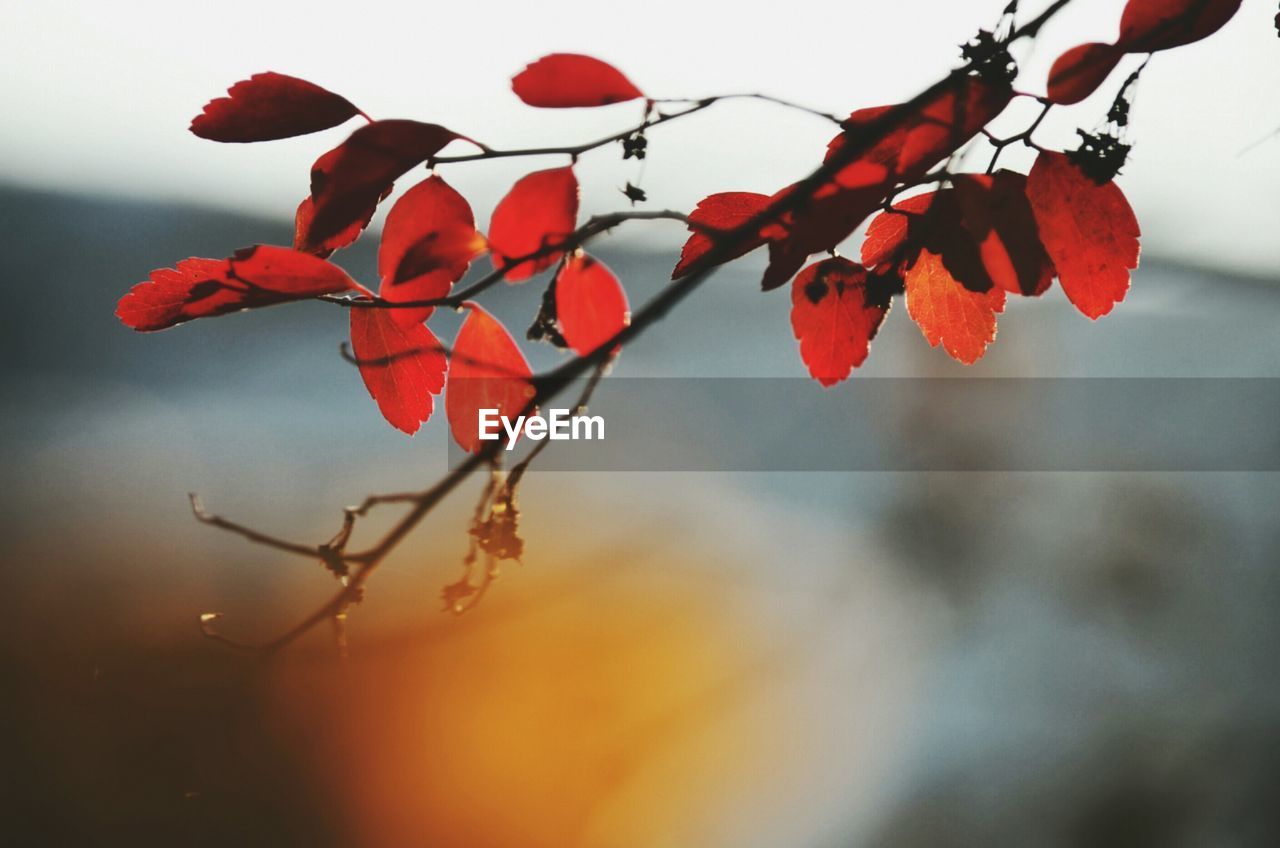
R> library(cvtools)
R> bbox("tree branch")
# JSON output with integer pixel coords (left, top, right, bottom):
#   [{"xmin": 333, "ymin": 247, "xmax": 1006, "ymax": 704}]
[
  {"xmin": 319, "ymin": 210, "xmax": 690, "ymax": 312},
  {"xmin": 194, "ymin": 0, "xmax": 1083, "ymax": 651}
]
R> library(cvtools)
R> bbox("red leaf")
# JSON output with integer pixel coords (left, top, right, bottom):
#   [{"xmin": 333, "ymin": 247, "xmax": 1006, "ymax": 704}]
[
  {"xmin": 350, "ymin": 308, "xmax": 447, "ymax": 435},
  {"xmin": 905, "ymin": 249, "xmax": 1006, "ymax": 364},
  {"xmin": 761, "ymin": 181, "xmax": 886, "ymax": 290},
  {"xmin": 227, "ymin": 244, "xmax": 358, "ymax": 295},
  {"xmin": 377, "ymin": 175, "xmax": 486, "ymax": 326},
  {"xmin": 672, "ymin": 191, "xmax": 771, "ymax": 279},
  {"xmin": 445, "ymin": 305, "xmax": 535, "ymax": 453},
  {"xmin": 861, "ymin": 192, "xmax": 936, "ymax": 269},
  {"xmin": 307, "ymin": 120, "xmax": 461, "ymax": 244},
  {"xmin": 1026, "ymin": 151, "xmax": 1140, "ymax": 319},
  {"xmin": 790, "ymin": 257, "xmax": 887, "ymax": 386},
  {"xmin": 294, "ymin": 195, "xmax": 373, "ymax": 258},
  {"xmin": 293, "ymin": 146, "xmax": 389, "ymax": 257},
  {"xmin": 1047, "ymin": 42, "xmax": 1125, "ymax": 105},
  {"xmin": 953, "ymin": 171, "xmax": 1055, "ymax": 296},
  {"xmin": 117, "ymin": 246, "xmax": 357, "ymax": 332},
  {"xmin": 555, "ymin": 253, "xmax": 629, "ymax": 356},
  {"xmin": 1118, "ymin": 0, "xmax": 1241, "ymax": 52},
  {"xmin": 512, "ymin": 54, "xmax": 644, "ymax": 108},
  {"xmin": 828, "ymin": 76, "xmax": 1012, "ymax": 190},
  {"xmin": 190, "ymin": 72, "xmax": 362, "ymax": 143},
  {"xmin": 116, "ymin": 258, "xmax": 240, "ymax": 332},
  {"xmin": 488, "ymin": 167, "xmax": 579, "ymax": 282}
]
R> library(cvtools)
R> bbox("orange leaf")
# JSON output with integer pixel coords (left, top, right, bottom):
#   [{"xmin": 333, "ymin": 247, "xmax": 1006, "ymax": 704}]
[
  {"xmin": 445, "ymin": 305, "xmax": 535, "ymax": 453},
  {"xmin": 555, "ymin": 254, "xmax": 629, "ymax": 357},
  {"xmin": 790, "ymin": 257, "xmax": 887, "ymax": 386},
  {"xmin": 488, "ymin": 167, "xmax": 579, "ymax": 282},
  {"xmin": 350, "ymin": 308, "xmax": 447, "ymax": 435},
  {"xmin": 512, "ymin": 54, "xmax": 644, "ymax": 108},
  {"xmin": 1026, "ymin": 151, "xmax": 1140, "ymax": 319},
  {"xmin": 905, "ymin": 249, "xmax": 1005, "ymax": 364},
  {"xmin": 828, "ymin": 76, "xmax": 1012, "ymax": 190}
]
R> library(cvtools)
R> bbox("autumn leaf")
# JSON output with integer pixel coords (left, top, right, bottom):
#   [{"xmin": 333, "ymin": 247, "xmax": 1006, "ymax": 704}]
[
  {"xmin": 859, "ymin": 189, "xmax": 994, "ymax": 296},
  {"xmin": 861, "ymin": 192, "xmax": 937, "ymax": 269},
  {"xmin": 294, "ymin": 195, "xmax": 377, "ymax": 258},
  {"xmin": 117, "ymin": 246, "xmax": 358, "ymax": 332},
  {"xmin": 905, "ymin": 249, "xmax": 1006, "ymax": 364},
  {"xmin": 445, "ymin": 305, "xmax": 535, "ymax": 452},
  {"xmin": 512, "ymin": 53, "xmax": 644, "ymax": 108},
  {"xmin": 555, "ymin": 253, "xmax": 629, "ymax": 356},
  {"xmin": 1118, "ymin": 0, "xmax": 1242, "ymax": 52},
  {"xmin": 672, "ymin": 191, "xmax": 771, "ymax": 279},
  {"xmin": 1026, "ymin": 151, "xmax": 1140, "ymax": 319},
  {"xmin": 488, "ymin": 166, "xmax": 579, "ymax": 282},
  {"xmin": 790, "ymin": 257, "xmax": 887, "ymax": 386},
  {"xmin": 1046, "ymin": 42, "xmax": 1125, "ymax": 105},
  {"xmin": 189, "ymin": 72, "xmax": 362, "ymax": 143},
  {"xmin": 293, "ymin": 146, "xmax": 388, "ymax": 257},
  {"xmin": 761, "ymin": 181, "xmax": 886, "ymax": 290},
  {"xmin": 377, "ymin": 175, "xmax": 486, "ymax": 326},
  {"xmin": 116, "ymin": 258, "xmax": 240, "ymax": 332},
  {"xmin": 307, "ymin": 120, "xmax": 462, "ymax": 244},
  {"xmin": 953, "ymin": 171, "xmax": 1055, "ymax": 296},
  {"xmin": 350, "ymin": 308, "xmax": 447, "ymax": 435}
]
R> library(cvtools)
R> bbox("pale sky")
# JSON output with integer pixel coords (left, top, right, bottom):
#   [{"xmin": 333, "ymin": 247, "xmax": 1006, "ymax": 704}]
[{"xmin": 4, "ymin": 0, "xmax": 1278, "ymax": 275}]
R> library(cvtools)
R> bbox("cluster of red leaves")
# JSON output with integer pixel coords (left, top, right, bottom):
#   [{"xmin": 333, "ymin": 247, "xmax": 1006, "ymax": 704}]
[
  {"xmin": 783, "ymin": 151, "xmax": 1139, "ymax": 380},
  {"xmin": 1047, "ymin": 0, "xmax": 1241, "ymax": 104},
  {"xmin": 673, "ymin": 76, "xmax": 1143, "ymax": 381},
  {"xmin": 119, "ymin": 56, "xmax": 639, "ymax": 444},
  {"xmin": 122, "ymin": 15, "xmax": 1217, "ymax": 422},
  {"xmin": 674, "ymin": 73, "xmax": 1016, "ymax": 292}
]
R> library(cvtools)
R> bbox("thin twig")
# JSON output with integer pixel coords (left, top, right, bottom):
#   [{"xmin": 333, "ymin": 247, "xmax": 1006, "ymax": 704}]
[{"xmin": 189, "ymin": 493, "xmax": 319, "ymax": 560}]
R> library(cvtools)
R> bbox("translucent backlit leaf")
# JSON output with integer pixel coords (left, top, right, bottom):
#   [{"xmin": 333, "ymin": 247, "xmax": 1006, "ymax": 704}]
[
  {"xmin": 350, "ymin": 307, "xmax": 447, "ymax": 435},
  {"xmin": 905, "ymin": 249, "xmax": 1006, "ymax": 364},
  {"xmin": 555, "ymin": 253, "xmax": 629, "ymax": 356},
  {"xmin": 1026, "ymin": 151, "xmax": 1140, "ymax": 319},
  {"xmin": 790, "ymin": 257, "xmax": 887, "ymax": 386},
  {"xmin": 488, "ymin": 167, "xmax": 579, "ymax": 282}
]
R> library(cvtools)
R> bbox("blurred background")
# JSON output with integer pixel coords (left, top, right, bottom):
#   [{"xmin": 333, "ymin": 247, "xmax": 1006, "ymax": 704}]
[{"xmin": 3, "ymin": 0, "xmax": 1280, "ymax": 845}]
